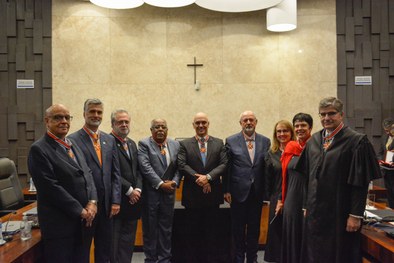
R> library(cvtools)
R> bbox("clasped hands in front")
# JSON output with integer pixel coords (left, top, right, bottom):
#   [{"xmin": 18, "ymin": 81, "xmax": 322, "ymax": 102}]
[
  {"xmin": 195, "ymin": 174, "xmax": 211, "ymax": 194},
  {"xmin": 81, "ymin": 202, "xmax": 97, "ymax": 227},
  {"xmin": 160, "ymin": 180, "xmax": 177, "ymax": 194}
]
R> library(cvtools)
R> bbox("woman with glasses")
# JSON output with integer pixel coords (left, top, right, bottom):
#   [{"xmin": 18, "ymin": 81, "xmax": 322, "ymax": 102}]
[
  {"xmin": 264, "ymin": 120, "xmax": 295, "ymax": 263},
  {"xmin": 277, "ymin": 113, "xmax": 313, "ymax": 263}
]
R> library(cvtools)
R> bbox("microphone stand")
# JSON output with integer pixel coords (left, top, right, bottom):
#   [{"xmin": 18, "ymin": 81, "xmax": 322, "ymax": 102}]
[{"xmin": 3, "ymin": 211, "xmax": 17, "ymax": 242}]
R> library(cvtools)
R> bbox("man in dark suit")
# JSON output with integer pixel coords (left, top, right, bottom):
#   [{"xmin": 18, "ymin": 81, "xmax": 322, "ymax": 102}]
[
  {"xmin": 28, "ymin": 104, "xmax": 97, "ymax": 263},
  {"xmin": 109, "ymin": 109, "xmax": 142, "ymax": 263},
  {"xmin": 177, "ymin": 112, "xmax": 228, "ymax": 263},
  {"xmin": 68, "ymin": 98, "xmax": 121, "ymax": 263},
  {"xmin": 224, "ymin": 111, "xmax": 270, "ymax": 263},
  {"xmin": 138, "ymin": 118, "xmax": 180, "ymax": 263},
  {"xmin": 377, "ymin": 118, "xmax": 394, "ymax": 208}
]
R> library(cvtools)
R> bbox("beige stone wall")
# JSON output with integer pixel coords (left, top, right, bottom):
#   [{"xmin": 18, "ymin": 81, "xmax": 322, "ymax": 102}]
[{"xmin": 52, "ymin": 0, "xmax": 336, "ymax": 142}]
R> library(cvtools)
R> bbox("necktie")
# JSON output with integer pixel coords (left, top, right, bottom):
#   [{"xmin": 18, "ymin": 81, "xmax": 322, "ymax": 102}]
[
  {"xmin": 200, "ymin": 137, "xmax": 206, "ymax": 166},
  {"xmin": 123, "ymin": 142, "xmax": 130, "ymax": 158},
  {"xmin": 92, "ymin": 133, "xmax": 102, "ymax": 166},
  {"xmin": 159, "ymin": 144, "xmax": 167, "ymax": 167}
]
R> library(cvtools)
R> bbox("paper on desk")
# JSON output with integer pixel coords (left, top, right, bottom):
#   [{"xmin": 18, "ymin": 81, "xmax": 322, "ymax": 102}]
[
  {"xmin": 1, "ymin": 221, "xmax": 21, "ymax": 234},
  {"xmin": 365, "ymin": 209, "xmax": 394, "ymax": 226}
]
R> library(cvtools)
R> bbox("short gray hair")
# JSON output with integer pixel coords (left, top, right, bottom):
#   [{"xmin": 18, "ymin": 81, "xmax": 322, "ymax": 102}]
[
  {"xmin": 83, "ymin": 98, "xmax": 103, "ymax": 112},
  {"xmin": 319, "ymin": 97, "xmax": 344, "ymax": 113},
  {"xmin": 150, "ymin": 118, "xmax": 167, "ymax": 129},
  {"xmin": 111, "ymin": 109, "xmax": 129, "ymax": 125}
]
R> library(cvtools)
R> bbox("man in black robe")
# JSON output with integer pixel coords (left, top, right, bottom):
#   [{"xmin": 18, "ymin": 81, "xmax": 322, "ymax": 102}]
[{"xmin": 297, "ymin": 97, "xmax": 381, "ymax": 263}]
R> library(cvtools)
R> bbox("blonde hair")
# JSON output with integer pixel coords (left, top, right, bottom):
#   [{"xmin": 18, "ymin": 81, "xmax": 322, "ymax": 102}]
[{"xmin": 271, "ymin": 120, "xmax": 295, "ymax": 153}]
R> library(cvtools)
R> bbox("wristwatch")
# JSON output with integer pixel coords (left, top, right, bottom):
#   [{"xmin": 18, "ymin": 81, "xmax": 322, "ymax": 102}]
[
  {"xmin": 88, "ymin": 200, "xmax": 98, "ymax": 206},
  {"xmin": 206, "ymin": 174, "xmax": 212, "ymax": 181}
]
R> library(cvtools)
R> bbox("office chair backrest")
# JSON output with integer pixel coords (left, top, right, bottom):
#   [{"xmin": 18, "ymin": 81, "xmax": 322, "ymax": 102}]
[{"xmin": 0, "ymin": 158, "xmax": 24, "ymax": 210}]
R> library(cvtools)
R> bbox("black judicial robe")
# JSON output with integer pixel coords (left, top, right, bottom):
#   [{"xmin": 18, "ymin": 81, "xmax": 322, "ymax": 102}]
[
  {"xmin": 281, "ymin": 156, "xmax": 306, "ymax": 263},
  {"xmin": 264, "ymin": 150, "xmax": 283, "ymax": 263},
  {"xmin": 296, "ymin": 126, "xmax": 381, "ymax": 263}
]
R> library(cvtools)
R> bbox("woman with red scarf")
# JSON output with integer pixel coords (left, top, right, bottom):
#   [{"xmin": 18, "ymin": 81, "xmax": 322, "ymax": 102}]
[
  {"xmin": 277, "ymin": 113, "xmax": 313, "ymax": 263},
  {"xmin": 264, "ymin": 120, "xmax": 295, "ymax": 263}
]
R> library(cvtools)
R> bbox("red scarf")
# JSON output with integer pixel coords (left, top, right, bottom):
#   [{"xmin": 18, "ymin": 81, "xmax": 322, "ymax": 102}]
[{"xmin": 281, "ymin": 140, "xmax": 304, "ymax": 203}]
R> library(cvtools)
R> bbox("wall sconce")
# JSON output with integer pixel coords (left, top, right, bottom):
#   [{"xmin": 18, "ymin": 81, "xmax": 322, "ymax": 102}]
[
  {"xmin": 267, "ymin": 0, "xmax": 297, "ymax": 32},
  {"xmin": 90, "ymin": 0, "xmax": 144, "ymax": 9},
  {"xmin": 145, "ymin": 0, "xmax": 195, "ymax": 8}
]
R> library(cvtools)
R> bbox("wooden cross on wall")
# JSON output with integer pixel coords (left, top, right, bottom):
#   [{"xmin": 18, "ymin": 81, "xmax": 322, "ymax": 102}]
[{"xmin": 187, "ymin": 57, "xmax": 203, "ymax": 84}]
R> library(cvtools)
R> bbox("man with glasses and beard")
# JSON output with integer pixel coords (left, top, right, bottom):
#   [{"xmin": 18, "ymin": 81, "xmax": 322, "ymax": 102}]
[
  {"xmin": 110, "ymin": 109, "xmax": 142, "ymax": 263},
  {"xmin": 224, "ymin": 111, "xmax": 270, "ymax": 263}
]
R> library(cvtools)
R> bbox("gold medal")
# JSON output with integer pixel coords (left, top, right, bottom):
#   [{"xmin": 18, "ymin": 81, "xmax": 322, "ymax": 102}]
[
  {"xmin": 248, "ymin": 141, "xmax": 253, "ymax": 150},
  {"xmin": 200, "ymin": 148, "xmax": 206, "ymax": 153}
]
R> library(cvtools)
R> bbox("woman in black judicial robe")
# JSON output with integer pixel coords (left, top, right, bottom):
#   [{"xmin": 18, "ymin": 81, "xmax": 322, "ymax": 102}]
[
  {"xmin": 280, "ymin": 155, "xmax": 306, "ymax": 263},
  {"xmin": 264, "ymin": 120, "xmax": 295, "ymax": 262},
  {"xmin": 279, "ymin": 113, "xmax": 313, "ymax": 263}
]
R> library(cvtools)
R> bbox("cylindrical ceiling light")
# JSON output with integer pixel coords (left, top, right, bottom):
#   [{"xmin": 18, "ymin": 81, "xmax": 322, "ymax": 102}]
[
  {"xmin": 90, "ymin": 0, "xmax": 144, "ymax": 9},
  {"xmin": 267, "ymin": 0, "xmax": 297, "ymax": 32},
  {"xmin": 195, "ymin": 0, "xmax": 282, "ymax": 13},
  {"xmin": 145, "ymin": 0, "xmax": 195, "ymax": 8}
]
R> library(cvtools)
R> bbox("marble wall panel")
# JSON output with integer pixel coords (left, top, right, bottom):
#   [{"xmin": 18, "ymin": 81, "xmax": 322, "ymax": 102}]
[{"xmin": 53, "ymin": 0, "xmax": 337, "ymax": 141}]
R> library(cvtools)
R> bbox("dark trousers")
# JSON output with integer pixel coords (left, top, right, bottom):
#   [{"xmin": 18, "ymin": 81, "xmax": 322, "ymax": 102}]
[
  {"xmin": 83, "ymin": 202, "xmax": 113, "ymax": 263},
  {"xmin": 183, "ymin": 206, "xmax": 228, "ymax": 263},
  {"xmin": 384, "ymin": 170, "xmax": 394, "ymax": 208},
  {"xmin": 111, "ymin": 217, "xmax": 138, "ymax": 263},
  {"xmin": 43, "ymin": 235, "xmax": 89, "ymax": 263},
  {"xmin": 231, "ymin": 188, "xmax": 262, "ymax": 263}
]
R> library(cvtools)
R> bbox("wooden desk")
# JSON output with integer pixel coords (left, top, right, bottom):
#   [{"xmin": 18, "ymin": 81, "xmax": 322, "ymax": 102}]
[
  {"xmin": 369, "ymin": 185, "xmax": 388, "ymax": 202},
  {"xmin": 361, "ymin": 202, "xmax": 394, "ymax": 262},
  {"xmin": 0, "ymin": 202, "xmax": 42, "ymax": 263},
  {"xmin": 22, "ymin": 188, "xmax": 37, "ymax": 201}
]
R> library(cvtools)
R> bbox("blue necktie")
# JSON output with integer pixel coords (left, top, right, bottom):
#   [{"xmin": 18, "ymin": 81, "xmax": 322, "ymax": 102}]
[{"xmin": 200, "ymin": 137, "xmax": 206, "ymax": 166}]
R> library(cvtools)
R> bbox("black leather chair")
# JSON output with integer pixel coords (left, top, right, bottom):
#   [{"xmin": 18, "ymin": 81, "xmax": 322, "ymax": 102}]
[{"xmin": 0, "ymin": 158, "xmax": 27, "ymax": 216}]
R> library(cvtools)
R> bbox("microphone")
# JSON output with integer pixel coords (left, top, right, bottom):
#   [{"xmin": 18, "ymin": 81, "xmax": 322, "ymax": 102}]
[{"xmin": 3, "ymin": 211, "xmax": 17, "ymax": 242}]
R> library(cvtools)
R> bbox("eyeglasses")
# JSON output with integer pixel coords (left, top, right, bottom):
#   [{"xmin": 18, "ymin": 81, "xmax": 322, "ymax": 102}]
[
  {"xmin": 318, "ymin": 111, "xmax": 339, "ymax": 118},
  {"xmin": 152, "ymin": 125, "xmax": 167, "ymax": 130},
  {"xmin": 241, "ymin": 118, "xmax": 256, "ymax": 123},
  {"xmin": 276, "ymin": 129, "xmax": 290, "ymax": 134},
  {"xmin": 50, "ymin": 115, "xmax": 73, "ymax": 122},
  {"xmin": 194, "ymin": 121, "xmax": 208, "ymax": 126},
  {"xmin": 115, "ymin": 120, "xmax": 129, "ymax": 125}
]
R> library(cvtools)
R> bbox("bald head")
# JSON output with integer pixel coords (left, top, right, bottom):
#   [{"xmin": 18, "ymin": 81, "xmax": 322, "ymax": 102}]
[
  {"xmin": 45, "ymin": 104, "xmax": 71, "ymax": 139},
  {"xmin": 193, "ymin": 112, "xmax": 210, "ymax": 137}
]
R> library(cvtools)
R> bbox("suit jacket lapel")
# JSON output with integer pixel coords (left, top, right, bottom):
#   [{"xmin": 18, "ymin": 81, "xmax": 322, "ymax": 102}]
[
  {"xmin": 238, "ymin": 133, "xmax": 252, "ymax": 165},
  {"xmin": 205, "ymin": 137, "xmax": 214, "ymax": 165},
  {"xmin": 150, "ymin": 137, "xmax": 166, "ymax": 167},
  {"xmin": 47, "ymin": 135, "xmax": 81, "ymax": 170},
  {"xmin": 191, "ymin": 138, "xmax": 204, "ymax": 165},
  {"xmin": 167, "ymin": 140, "xmax": 175, "ymax": 163}
]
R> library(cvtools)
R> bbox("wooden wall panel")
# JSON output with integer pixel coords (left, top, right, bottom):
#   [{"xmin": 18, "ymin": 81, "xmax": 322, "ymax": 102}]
[
  {"xmin": 0, "ymin": 0, "xmax": 51, "ymax": 187},
  {"xmin": 337, "ymin": 0, "xmax": 394, "ymax": 153}
]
